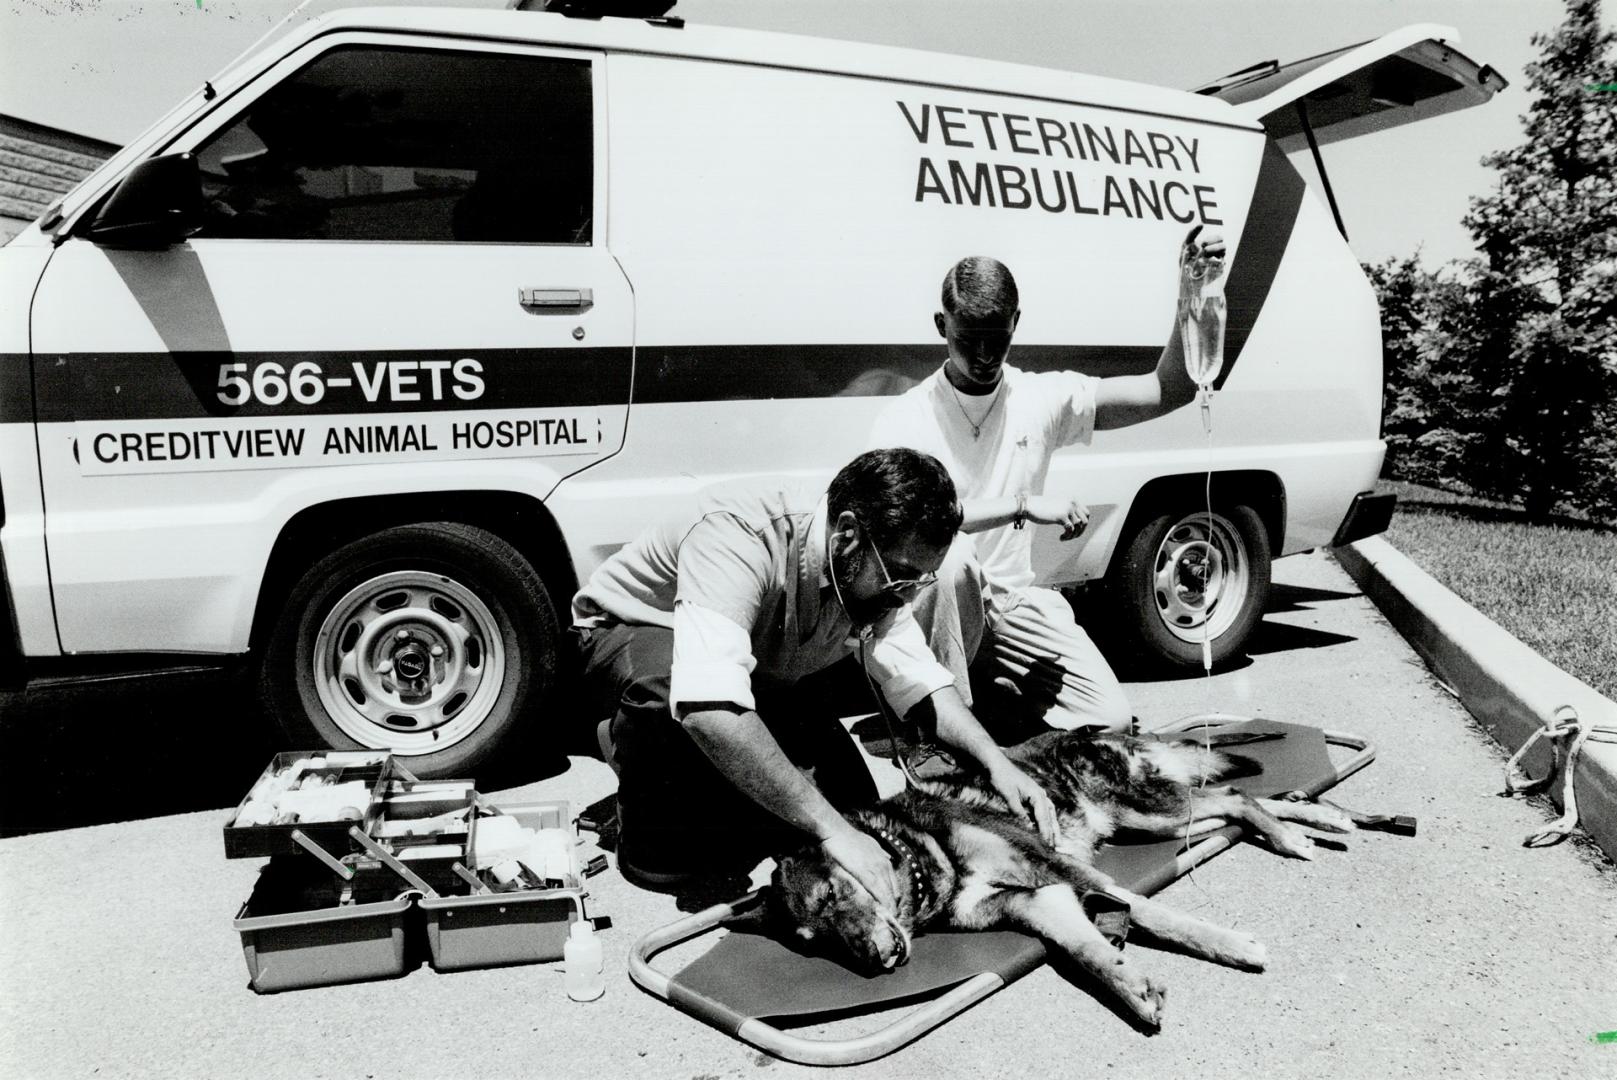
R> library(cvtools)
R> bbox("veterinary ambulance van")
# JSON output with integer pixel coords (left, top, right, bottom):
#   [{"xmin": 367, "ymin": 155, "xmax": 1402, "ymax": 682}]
[{"xmin": 0, "ymin": 3, "xmax": 1503, "ymax": 775}]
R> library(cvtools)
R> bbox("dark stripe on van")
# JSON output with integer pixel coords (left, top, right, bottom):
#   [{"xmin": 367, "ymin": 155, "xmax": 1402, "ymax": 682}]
[
  {"xmin": 0, "ymin": 354, "xmax": 33, "ymax": 426},
  {"xmin": 630, "ymin": 344, "xmax": 1163, "ymax": 404},
  {"xmin": 25, "ymin": 347, "xmax": 635, "ymax": 423},
  {"xmin": 7, "ymin": 344, "xmax": 1165, "ymax": 423},
  {"xmin": 1214, "ymin": 139, "xmax": 1306, "ymax": 390}
]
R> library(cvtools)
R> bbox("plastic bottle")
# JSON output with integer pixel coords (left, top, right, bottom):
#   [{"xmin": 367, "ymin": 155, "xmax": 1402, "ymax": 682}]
[{"xmin": 564, "ymin": 919, "xmax": 604, "ymax": 1002}]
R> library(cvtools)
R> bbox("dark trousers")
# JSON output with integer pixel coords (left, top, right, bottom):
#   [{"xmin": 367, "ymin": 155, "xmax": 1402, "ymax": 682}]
[{"xmin": 576, "ymin": 622, "xmax": 877, "ymax": 874}]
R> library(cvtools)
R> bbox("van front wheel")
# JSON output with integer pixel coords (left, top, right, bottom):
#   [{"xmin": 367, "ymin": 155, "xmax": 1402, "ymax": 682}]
[
  {"xmin": 261, "ymin": 523, "xmax": 556, "ymax": 778},
  {"xmin": 1106, "ymin": 504, "xmax": 1271, "ymax": 669}
]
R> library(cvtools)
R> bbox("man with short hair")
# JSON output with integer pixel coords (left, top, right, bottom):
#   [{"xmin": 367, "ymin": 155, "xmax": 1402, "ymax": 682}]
[
  {"xmin": 574, "ymin": 448, "xmax": 1056, "ymax": 899},
  {"xmin": 871, "ymin": 227, "xmax": 1225, "ymax": 735}
]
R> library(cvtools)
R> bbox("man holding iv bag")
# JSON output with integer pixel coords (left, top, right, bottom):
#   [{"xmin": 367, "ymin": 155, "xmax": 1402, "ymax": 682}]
[{"xmin": 869, "ymin": 225, "xmax": 1226, "ymax": 736}]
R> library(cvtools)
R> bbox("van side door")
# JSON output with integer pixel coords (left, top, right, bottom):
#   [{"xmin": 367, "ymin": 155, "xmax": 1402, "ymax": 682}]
[{"xmin": 29, "ymin": 35, "xmax": 631, "ymax": 655}]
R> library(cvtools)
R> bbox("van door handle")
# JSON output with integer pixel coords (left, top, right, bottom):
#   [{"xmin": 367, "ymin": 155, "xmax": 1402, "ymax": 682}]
[{"xmin": 519, "ymin": 287, "xmax": 593, "ymax": 313}]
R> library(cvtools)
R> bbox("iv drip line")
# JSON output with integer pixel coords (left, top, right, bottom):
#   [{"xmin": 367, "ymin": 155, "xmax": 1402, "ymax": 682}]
[{"xmin": 1177, "ymin": 248, "xmax": 1236, "ymax": 914}]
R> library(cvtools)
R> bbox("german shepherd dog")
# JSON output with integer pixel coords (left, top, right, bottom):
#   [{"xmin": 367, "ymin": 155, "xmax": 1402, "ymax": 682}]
[{"xmin": 769, "ymin": 730, "xmax": 1355, "ymax": 1028}]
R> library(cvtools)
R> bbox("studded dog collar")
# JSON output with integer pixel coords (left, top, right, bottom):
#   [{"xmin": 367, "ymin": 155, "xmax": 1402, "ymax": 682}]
[{"xmin": 869, "ymin": 822, "xmax": 934, "ymax": 917}]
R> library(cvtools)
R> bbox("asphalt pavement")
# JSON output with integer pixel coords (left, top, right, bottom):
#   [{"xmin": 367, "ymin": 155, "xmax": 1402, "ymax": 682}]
[{"xmin": 1, "ymin": 550, "xmax": 1613, "ymax": 1080}]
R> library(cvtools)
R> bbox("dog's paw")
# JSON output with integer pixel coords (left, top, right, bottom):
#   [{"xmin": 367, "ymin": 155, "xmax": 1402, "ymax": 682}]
[
  {"xmin": 1223, "ymin": 931, "xmax": 1267, "ymax": 972},
  {"xmin": 1283, "ymin": 801, "xmax": 1357, "ymax": 834},
  {"xmin": 1119, "ymin": 967, "xmax": 1167, "ymax": 1029},
  {"xmin": 1267, "ymin": 821, "xmax": 1317, "ymax": 860}
]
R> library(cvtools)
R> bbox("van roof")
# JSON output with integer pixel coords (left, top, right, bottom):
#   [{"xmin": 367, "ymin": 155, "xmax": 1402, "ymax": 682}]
[
  {"xmin": 281, "ymin": 5, "xmax": 1260, "ymax": 131},
  {"xmin": 38, "ymin": 3, "xmax": 1261, "ymax": 236}
]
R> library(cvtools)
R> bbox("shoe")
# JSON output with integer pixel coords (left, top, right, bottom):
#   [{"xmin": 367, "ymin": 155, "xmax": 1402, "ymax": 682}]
[
  {"xmin": 596, "ymin": 718, "xmax": 619, "ymax": 773},
  {"xmin": 614, "ymin": 845, "xmax": 707, "ymax": 892},
  {"xmin": 613, "ymin": 811, "xmax": 769, "ymax": 893}
]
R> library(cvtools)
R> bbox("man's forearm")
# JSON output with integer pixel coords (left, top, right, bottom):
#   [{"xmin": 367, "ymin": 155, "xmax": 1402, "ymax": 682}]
[
  {"xmin": 1153, "ymin": 316, "xmax": 1199, "ymax": 410},
  {"xmin": 908, "ymin": 686, "xmax": 1018, "ymax": 776},
  {"xmin": 959, "ymin": 496, "xmax": 1024, "ymax": 533},
  {"xmin": 1095, "ymin": 321, "xmax": 1198, "ymax": 431},
  {"xmin": 905, "ymin": 687, "xmax": 1059, "ymax": 843},
  {"xmin": 681, "ymin": 706, "xmax": 854, "ymax": 843}
]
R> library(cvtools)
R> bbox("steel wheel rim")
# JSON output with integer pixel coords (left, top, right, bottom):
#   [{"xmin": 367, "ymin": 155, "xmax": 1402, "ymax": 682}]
[
  {"xmin": 312, "ymin": 570, "xmax": 506, "ymax": 756},
  {"xmin": 1151, "ymin": 511, "xmax": 1250, "ymax": 644}
]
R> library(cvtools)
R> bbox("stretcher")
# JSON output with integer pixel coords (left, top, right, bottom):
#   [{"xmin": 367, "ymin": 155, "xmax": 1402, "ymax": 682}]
[{"xmin": 628, "ymin": 716, "xmax": 1377, "ymax": 1065}]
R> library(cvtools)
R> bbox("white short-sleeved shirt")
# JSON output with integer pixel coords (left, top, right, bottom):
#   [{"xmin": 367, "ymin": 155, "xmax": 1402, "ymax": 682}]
[
  {"xmin": 870, "ymin": 363, "xmax": 1099, "ymax": 604},
  {"xmin": 572, "ymin": 479, "xmax": 954, "ymax": 719}
]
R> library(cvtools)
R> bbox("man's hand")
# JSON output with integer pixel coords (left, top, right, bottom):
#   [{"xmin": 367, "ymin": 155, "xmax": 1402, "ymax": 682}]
[
  {"xmin": 918, "ymin": 687, "xmax": 1059, "ymax": 847},
  {"xmin": 1178, "ymin": 224, "xmax": 1227, "ymax": 293},
  {"xmin": 819, "ymin": 822, "xmax": 902, "ymax": 911},
  {"xmin": 1097, "ymin": 225, "xmax": 1228, "ymax": 432},
  {"xmin": 1025, "ymin": 494, "xmax": 1090, "ymax": 540},
  {"xmin": 986, "ymin": 762, "xmax": 1059, "ymax": 847}
]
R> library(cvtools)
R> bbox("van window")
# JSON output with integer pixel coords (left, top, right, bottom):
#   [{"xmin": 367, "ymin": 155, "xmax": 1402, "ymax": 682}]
[{"xmin": 192, "ymin": 46, "xmax": 593, "ymax": 243}]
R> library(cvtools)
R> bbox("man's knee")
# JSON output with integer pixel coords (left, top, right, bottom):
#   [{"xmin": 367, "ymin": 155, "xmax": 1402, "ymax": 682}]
[
  {"xmin": 578, "ymin": 623, "xmax": 673, "ymax": 718},
  {"xmin": 940, "ymin": 531, "xmax": 986, "ymax": 598},
  {"xmin": 986, "ymin": 593, "xmax": 1133, "ymax": 734},
  {"xmin": 913, "ymin": 532, "xmax": 988, "ymax": 657},
  {"xmin": 1054, "ymin": 676, "xmax": 1133, "ymax": 733}
]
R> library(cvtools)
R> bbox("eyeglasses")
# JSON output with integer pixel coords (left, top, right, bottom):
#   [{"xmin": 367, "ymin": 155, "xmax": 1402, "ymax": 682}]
[{"xmin": 861, "ymin": 524, "xmax": 938, "ymax": 600}]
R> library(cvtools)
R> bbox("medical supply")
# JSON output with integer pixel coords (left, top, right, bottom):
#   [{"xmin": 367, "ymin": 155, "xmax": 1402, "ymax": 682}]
[
  {"xmin": 1178, "ymin": 253, "xmax": 1227, "ymax": 389},
  {"xmin": 228, "ymin": 756, "xmax": 597, "ymax": 987},
  {"xmin": 565, "ymin": 919, "xmax": 605, "ymax": 1001}
]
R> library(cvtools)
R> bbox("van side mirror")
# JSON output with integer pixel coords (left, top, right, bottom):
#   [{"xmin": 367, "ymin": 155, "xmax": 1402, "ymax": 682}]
[{"xmin": 83, "ymin": 153, "xmax": 205, "ymax": 249}]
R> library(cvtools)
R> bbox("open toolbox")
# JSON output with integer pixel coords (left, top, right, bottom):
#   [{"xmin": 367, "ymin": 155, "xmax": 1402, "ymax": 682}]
[{"xmin": 226, "ymin": 751, "xmax": 591, "ymax": 992}]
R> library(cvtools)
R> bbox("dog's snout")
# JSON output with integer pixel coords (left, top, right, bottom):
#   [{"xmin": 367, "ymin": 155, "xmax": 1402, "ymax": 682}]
[
  {"xmin": 889, "ymin": 928, "xmax": 910, "ymax": 967},
  {"xmin": 851, "ymin": 915, "xmax": 910, "ymax": 972}
]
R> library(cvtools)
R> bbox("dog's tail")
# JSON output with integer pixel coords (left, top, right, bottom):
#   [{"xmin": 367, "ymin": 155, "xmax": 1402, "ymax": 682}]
[
  {"xmin": 1140, "ymin": 741, "xmax": 1261, "ymax": 786},
  {"xmin": 1209, "ymin": 751, "xmax": 1263, "ymax": 782}
]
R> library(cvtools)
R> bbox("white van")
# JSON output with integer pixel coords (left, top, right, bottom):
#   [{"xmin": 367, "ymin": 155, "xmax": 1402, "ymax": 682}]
[{"xmin": 0, "ymin": 3, "xmax": 1502, "ymax": 775}]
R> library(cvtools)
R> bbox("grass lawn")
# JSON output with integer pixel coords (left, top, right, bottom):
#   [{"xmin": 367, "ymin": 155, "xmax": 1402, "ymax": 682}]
[{"xmin": 1373, "ymin": 479, "xmax": 1617, "ymax": 700}]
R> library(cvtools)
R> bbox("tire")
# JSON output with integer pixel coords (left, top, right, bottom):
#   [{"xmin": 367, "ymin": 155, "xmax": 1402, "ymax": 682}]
[
  {"xmin": 1105, "ymin": 502, "xmax": 1271, "ymax": 669},
  {"xmin": 260, "ymin": 522, "xmax": 557, "ymax": 778}
]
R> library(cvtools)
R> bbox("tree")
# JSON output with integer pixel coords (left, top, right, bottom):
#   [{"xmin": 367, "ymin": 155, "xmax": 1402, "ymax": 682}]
[
  {"xmin": 1365, "ymin": 255, "xmax": 1505, "ymax": 494},
  {"xmin": 1460, "ymin": 0, "xmax": 1617, "ymax": 520},
  {"xmin": 1365, "ymin": 254, "xmax": 1443, "ymax": 483}
]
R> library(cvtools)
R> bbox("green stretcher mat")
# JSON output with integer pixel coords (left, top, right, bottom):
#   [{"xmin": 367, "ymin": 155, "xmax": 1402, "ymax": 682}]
[{"xmin": 629, "ymin": 716, "xmax": 1375, "ymax": 1065}]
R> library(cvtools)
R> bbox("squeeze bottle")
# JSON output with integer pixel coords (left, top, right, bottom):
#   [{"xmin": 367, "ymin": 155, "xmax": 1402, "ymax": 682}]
[{"xmin": 564, "ymin": 919, "xmax": 604, "ymax": 1002}]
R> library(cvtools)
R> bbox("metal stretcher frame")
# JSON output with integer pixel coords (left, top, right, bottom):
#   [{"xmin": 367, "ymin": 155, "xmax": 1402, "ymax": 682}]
[{"xmin": 628, "ymin": 716, "xmax": 1376, "ymax": 1066}]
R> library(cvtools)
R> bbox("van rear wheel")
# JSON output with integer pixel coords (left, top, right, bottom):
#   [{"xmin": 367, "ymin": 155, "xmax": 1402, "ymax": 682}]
[
  {"xmin": 261, "ymin": 522, "xmax": 556, "ymax": 778},
  {"xmin": 1106, "ymin": 503, "xmax": 1270, "ymax": 669}
]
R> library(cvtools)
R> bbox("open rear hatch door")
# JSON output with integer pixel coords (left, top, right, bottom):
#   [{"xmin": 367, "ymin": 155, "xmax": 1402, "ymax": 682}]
[{"xmin": 1195, "ymin": 23, "xmax": 1507, "ymax": 151}]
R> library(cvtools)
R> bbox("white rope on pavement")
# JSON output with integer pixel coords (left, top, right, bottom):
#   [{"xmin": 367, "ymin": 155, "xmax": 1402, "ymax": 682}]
[{"xmin": 1502, "ymin": 704, "xmax": 1617, "ymax": 847}]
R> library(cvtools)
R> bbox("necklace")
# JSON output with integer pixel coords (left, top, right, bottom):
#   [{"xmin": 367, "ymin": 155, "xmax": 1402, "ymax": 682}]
[{"xmin": 945, "ymin": 376, "xmax": 1004, "ymax": 439}]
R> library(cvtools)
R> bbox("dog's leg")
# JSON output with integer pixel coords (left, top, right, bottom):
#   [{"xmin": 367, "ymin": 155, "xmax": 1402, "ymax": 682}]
[
  {"xmin": 1116, "ymin": 794, "xmax": 1320, "ymax": 859},
  {"xmin": 1104, "ymin": 887, "xmax": 1267, "ymax": 971},
  {"xmin": 1000, "ymin": 885, "xmax": 1167, "ymax": 1029},
  {"xmin": 1040, "ymin": 851, "xmax": 1267, "ymax": 972},
  {"xmin": 1255, "ymin": 797, "xmax": 1356, "ymax": 833},
  {"xmin": 1187, "ymin": 791, "xmax": 1320, "ymax": 859},
  {"xmin": 1121, "ymin": 792, "xmax": 1354, "ymax": 847}
]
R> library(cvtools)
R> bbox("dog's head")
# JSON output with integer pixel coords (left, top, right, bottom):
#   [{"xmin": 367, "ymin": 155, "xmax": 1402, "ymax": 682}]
[{"xmin": 769, "ymin": 845, "xmax": 913, "ymax": 973}]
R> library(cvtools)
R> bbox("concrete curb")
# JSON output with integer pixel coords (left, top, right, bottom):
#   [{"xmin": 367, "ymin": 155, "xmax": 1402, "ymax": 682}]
[{"xmin": 1335, "ymin": 536, "xmax": 1617, "ymax": 863}]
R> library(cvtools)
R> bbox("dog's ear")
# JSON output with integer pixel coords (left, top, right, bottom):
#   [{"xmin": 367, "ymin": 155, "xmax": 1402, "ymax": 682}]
[{"xmin": 720, "ymin": 885, "xmax": 786, "ymax": 935}]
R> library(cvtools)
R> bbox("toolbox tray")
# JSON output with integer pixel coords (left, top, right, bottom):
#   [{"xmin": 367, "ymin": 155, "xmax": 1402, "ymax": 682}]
[
  {"xmin": 224, "ymin": 751, "xmax": 395, "ymax": 860},
  {"xmin": 367, "ymin": 780, "xmax": 478, "ymax": 897},
  {"xmin": 419, "ymin": 886, "xmax": 584, "ymax": 972},
  {"xmin": 233, "ymin": 858, "xmax": 414, "ymax": 993},
  {"xmin": 418, "ymin": 799, "xmax": 585, "ymax": 972}
]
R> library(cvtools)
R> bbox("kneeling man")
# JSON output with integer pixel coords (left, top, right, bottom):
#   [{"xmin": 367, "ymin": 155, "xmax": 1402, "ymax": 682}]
[{"xmin": 574, "ymin": 448, "xmax": 1055, "ymax": 902}]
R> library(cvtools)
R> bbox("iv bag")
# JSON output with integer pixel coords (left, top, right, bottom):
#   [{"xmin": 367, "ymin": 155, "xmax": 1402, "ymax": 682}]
[{"xmin": 1178, "ymin": 260, "xmax": 1226, "ymax": 388}]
